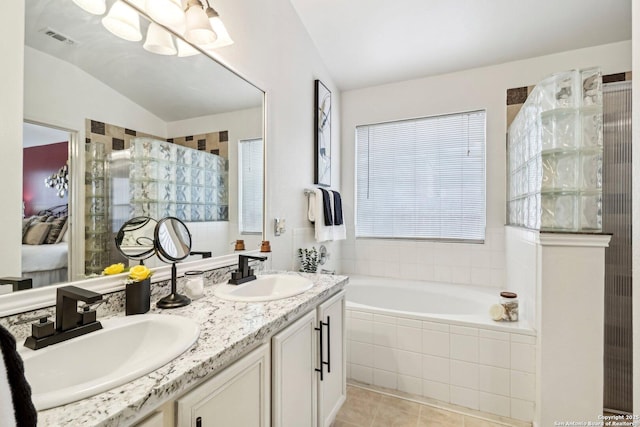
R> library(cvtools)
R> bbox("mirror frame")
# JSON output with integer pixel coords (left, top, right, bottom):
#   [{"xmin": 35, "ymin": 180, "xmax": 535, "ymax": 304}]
[
  {"xmin": 154, "ymin": 217, "xmax": 192, "ymax": 263},
  {"xmin": 115, "ymin": 216, "xmax": 158, "ymax": 261},
  {"xmin": 0, "ymin": 1, "xmax": 268, "ymax": 317}
]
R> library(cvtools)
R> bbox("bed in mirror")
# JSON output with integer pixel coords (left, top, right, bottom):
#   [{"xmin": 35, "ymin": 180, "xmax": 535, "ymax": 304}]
[
  {"xmin": 20, "ymin": 122, "xmax": 72, "ymax": 289},
  {"xmin": 5, "ymin": 0, "xmax": 265, "ymax": 301}
]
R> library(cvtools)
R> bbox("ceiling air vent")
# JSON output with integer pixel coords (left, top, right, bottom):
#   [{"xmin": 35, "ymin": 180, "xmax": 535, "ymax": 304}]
[{"xmin": 39, "ymin": 27, "xmax": 77, "ymax": 46}]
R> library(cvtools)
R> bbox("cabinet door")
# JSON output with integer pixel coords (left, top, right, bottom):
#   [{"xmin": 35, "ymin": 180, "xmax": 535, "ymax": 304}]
[
  {"xmin": 176, "ymin": 343, "xmax": 270, "ymax": 427},
  {"xmin": 317, "ymin": 291, "xmax": 346, "ymax": 427},
  {"xmin": 134, "ymin": 411, "xmax": 163, "ymax": 427},
  {"xmin": 272, "ymin": 310, "xmax": 318, "ymax": 427},
  {"xmin": 133, "ymin": 398, "xmax": 174, "ymax": 427}
]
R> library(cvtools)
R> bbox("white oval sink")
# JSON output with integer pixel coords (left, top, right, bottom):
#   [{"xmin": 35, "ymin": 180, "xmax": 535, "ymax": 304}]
[
  {"xmin": 214, "ymin": 274, "xmax": 313, "ymax": 302},
  {"xmin": 20, "ymin": 314, "xmax": 200, "ymax": 411}
]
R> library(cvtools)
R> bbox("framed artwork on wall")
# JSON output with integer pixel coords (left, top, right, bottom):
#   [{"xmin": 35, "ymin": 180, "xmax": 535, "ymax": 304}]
[{"xmin": 314, "ymin": 79, "xmax": 331, "ymax": 187}]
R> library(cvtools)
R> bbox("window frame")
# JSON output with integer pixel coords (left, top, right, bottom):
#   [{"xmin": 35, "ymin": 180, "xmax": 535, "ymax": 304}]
[
  {"xmin": 238, "ymin": 137, "xmax": 264, "ymax": 236},
  {"xmin": 354, "ymin": 109, "xmax": 487, "ymax": 243}
]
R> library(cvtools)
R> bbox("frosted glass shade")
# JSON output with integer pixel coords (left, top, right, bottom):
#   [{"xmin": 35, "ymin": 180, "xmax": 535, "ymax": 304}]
[
  {"xmin": 176, "ymin": 38, "xmax": 200, "ymax": 57},
  {"xmin": 71, "ymin": 0, "xmax": 106, "ymax": 15},
  {"xmin": 184, "ymin": 5, "xmax": 217, "ymax": 45},
  {"xmin": 145, "ymin": 0, "xmax": 185, "ymax": 28},
  {"xmin": 143, "ymin": 23, "xmax": 177, "ymax": 55},
  {"xmin": 202, "ymin": 15, "xmax": 233, "ymax": 49},
  {"xmin": 102, "ymin": 1, "xmax": 142, "ymax": 42}
]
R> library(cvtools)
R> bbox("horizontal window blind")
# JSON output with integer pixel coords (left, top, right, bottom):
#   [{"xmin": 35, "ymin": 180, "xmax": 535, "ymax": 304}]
[
  {"xmin": 239, "ymin": 138, "xmax": 263, "ymax": 234},
  {"xmin": 356, "ymin": 111, "xmax": 486, "ymax": 241}
]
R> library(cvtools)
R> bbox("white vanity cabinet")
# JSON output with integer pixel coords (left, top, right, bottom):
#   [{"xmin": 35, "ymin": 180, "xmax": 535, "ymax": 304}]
[
  {"xmin": 176, "ymin": 343, "xmax": 270, "ymax": 427},
  {"xmin": 272, "ymin": 310, "xmax": 318, "ymax": 427},
  {"xmin": 316, "ymin": 291, "xmax": 346, "ymax": 427},
  {"xmin": 272, "ymin": 290, "xmax": 346, "ymax": 427}
]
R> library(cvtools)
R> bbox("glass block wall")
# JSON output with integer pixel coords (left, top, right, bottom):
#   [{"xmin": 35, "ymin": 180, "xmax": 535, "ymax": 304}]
[
  {"xmin": 85, "ymin": 141, "xmax": 110, "ymax": 275},
  {"xmin": 129, "ymin": 138, "xmax": 229, "ymax": 222},
  {"xmin": 507, "ymin": 68, "xmax": 603, "ymax": 231}
]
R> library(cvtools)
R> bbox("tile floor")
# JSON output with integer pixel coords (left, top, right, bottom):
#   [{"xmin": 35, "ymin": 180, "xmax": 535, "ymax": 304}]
[{"xmin": 333, "ymin": 385, "xmax": 524, "ymax": 427}]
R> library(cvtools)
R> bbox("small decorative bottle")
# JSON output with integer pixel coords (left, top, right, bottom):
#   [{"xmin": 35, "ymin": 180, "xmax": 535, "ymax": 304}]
[{"xmin": 500, "ymin": 291, "xmax": 519, "ymax": 322}]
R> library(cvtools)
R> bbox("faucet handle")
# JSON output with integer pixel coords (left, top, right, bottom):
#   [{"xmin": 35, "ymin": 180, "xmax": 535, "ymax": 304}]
[
  {"xmin": 31, "ymin": 316, "xmax": 55, "ymax": 339},
  {"xmin": 80, "ymin": 306, "xmax": 98, "ymax": 326},
  {"xmin": 14, "ymin": 314, "xmax": 49, "ymax": 325},
  {"xmin": 78, "ymin": 300, "xmax": 104, "ymax": 312}
]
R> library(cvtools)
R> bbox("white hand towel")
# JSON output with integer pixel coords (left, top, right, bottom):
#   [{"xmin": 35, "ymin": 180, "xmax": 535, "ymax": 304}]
[
  {"xmin": 313, "ymin": 188, "xmax": 333, "ymax": 242},
  {"xmin": 307, "ymin": 192, "xmax": 316, "ymax": 223}
]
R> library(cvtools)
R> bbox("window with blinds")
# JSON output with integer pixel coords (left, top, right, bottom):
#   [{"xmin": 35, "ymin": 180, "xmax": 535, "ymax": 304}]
[
  {"xmin": 355, "ymin": 110, "xmax": 486, "ymax": 241},
  {"xmin": 239, "ymin": 138, "xmax": 263, "ymax": 234}
]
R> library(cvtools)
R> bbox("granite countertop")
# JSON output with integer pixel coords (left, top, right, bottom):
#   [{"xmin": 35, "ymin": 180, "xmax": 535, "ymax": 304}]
[{"xmin": 36, "ymin": 272, "xmax": 348, "ymax": 427}]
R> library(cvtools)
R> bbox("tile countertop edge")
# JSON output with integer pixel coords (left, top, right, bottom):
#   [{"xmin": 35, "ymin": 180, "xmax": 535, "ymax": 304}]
[{"xmin": 37, "ymin": 272, "xmax": 349, "ymax": 427}]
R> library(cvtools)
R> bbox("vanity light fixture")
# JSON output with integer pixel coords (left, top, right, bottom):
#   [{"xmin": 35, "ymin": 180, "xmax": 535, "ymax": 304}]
[
  {"xmin": 73, "ymin": 0, "xmax": 233, "ymax": 55},
  {"xmin": 71, "ymin": 0, "xmax": 106, "ymax": 15},
  {"xmin": 143, "ymin": 22, "xmax": 177, "ymax": 55},
  {"xmin": 102, "ymin": 0, "xmax": 143, "ymax": 42},
  {"xmin": 184, "ymin": 0, "xmax": 217, "ymax": 46}
]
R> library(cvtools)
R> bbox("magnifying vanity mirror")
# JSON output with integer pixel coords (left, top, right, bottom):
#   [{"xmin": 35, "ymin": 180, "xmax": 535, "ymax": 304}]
[
  {"xmin": 155, "ymin": 217, "xmax": 193, "ymax": 263},
  {"xmin": 154, "ymin": 217, "xmax": 193, "ymax": 309},
  {"xmin": 4, "ymin": 0, "xmax": 266, "ymax": 307},
  {"xmin": 114, "ymin": 216, "xmax": 158, "ymax": 262}
]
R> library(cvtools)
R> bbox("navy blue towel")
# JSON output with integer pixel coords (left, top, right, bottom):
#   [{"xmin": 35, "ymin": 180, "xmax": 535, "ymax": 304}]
[
  {"xmin": 332, "ymin": 191, "xmax": 343, "ymax": 226},
  {"xmin": 0, "ymin": 324, "xmax": 37, "ymax": 426},
  {"xmin": 319, "ymin": 188, "xmax": 334, "ymax": 226}
]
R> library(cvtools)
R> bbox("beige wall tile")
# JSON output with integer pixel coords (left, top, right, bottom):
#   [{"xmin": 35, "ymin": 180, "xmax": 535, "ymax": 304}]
[
  {"xmin": 105, "ymin": 123, "xmax": 124, "ymax": 140},
  {"xmin": 507, "ymin": 105, "xmax": 522, "ymax": 129}
]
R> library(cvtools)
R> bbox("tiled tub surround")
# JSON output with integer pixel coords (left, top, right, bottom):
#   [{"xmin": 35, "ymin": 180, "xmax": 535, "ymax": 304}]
[
  {"xmin": 1, "ymin": 271, "xmax": 348, "ymax": 426},
  {"xmin": 345, "ymin": 276, "xmax": 536, "ymax": 422},
  {"xmin": 341, "ymin": 226, "xmax": 507, "ymax": 288}
]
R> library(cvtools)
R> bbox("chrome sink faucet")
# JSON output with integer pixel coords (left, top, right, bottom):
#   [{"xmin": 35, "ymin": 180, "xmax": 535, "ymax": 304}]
[
  {"xmin": 228, "ymin": 255, "xmax": 267, "ymax": 285},
  {"xmin": 24, "ymin": 285, "xmax": 103, "ymax": 350}
]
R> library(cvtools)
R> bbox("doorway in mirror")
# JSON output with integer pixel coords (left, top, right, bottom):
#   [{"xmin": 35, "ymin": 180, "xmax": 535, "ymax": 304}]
[{"xmin": 20, "ymin": 122, "xmax": 72, "ymax": 289}]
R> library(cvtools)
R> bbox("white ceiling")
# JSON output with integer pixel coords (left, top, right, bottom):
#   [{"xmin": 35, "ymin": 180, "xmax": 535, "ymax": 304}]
[{"xmin": 289, "ymin": 0, "xmax": 632, "ymax": 90}]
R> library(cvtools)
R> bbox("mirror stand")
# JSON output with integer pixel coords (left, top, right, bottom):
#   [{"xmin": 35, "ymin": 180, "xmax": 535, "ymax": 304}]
[
  {"xmin": 157, "ymin": 263, "xmax": 191, "ymax": 309},
  {"xmin": 155, "ymin": 217, "xmax": 193, "ymax": 309}
]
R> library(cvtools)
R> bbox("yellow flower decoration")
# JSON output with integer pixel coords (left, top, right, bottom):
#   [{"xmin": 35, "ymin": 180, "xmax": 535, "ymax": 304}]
[
  {"xmin": 103, "ymin": 263, "xmax": 125, "ymax": 275},
  {"xmin": 129, "ymin": 265, "xmax": 152, "ymax": 282}
]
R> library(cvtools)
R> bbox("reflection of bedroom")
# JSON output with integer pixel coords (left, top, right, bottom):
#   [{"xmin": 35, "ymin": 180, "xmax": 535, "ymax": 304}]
[{"xmin": 21, "ymin": 122, "xmax": 70, "ymax": 289}]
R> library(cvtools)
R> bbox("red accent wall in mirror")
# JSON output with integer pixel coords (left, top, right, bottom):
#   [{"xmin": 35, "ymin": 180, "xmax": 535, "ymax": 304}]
[{"xmin": 23, "ymin": 141, "xmax": 68, "ymax": 217}]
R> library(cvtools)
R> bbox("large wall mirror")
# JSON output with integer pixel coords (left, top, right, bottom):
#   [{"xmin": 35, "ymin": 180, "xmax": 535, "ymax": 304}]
[{"xmin": 3, "ymin": 0, "xmax": 264, "ymax": 300}]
